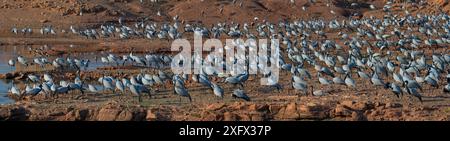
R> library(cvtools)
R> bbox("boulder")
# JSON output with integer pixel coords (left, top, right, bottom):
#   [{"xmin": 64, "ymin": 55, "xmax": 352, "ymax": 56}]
[
  {"xmin": 223, "ymin": 112, "xmax": 237, "ymax": 121},
  {"xmin": 97, "ymin": 108, "xmax": 120, "ymax": 121}
]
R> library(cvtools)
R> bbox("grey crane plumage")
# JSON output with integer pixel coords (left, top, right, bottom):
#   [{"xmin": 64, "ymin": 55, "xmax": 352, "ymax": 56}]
[
  {"xmin": 232, "ymin": 89, "xmax": 250, "ymax": 101},
  {"xmin": 43, "ymin": 74, "xmax": 53, "ymax": 83},
  {"xmin": 344, "ymin": 73, "xmax": 356, "ymax": 88},
  {"xmin": 311, "ymin": 86, "xmax": 328, "ymax": 96},
  {"xmin": 211, "ymin": 83, "xmax": 224, "ymax": 99},
  {"xmin": 8, "ymin": 59, "xmax": 15, "ymax": 70},
  {"xmin": 101, "ymin": 76, "xmax": 115, "ymax": 93},
  {"xmin": 28, "ymin": 74, "xmax": 40, "ymax": 83},
  {"xmin": 292, "ymin": 76, "xmax": 308, "ymax": 95},
  {"xmin": 444, "ymin": 84, "xmax": 450, "ymax": 93},
  {"xmin": 17, "ymin": 56, "xmax": 28, "ymax": 66},
  {"xmin": 129, "ymin": 84, "xmax": 143, "ymax": 102},
  {"xmin": 404, "ymin": 81, "xmax": 423, "ymax": 103},
  {"xmin": 318, "ymin": 72, "xmax": 331, "ymax": 85},
  {"xmin": 9, "ymin": 83, "xmax": 21, "ymax": 96},
  {"xmin": 225, "ymin": 76, "xmax": 244, "ymax": 88},
  {"xmin": 88, "ymin": 84, "xmax": 98, "ymax": 94},
  {"xmin": 332, "ymin": 77, "xmax": 345, "ymax": 85},
  {"xmin": 389, "ymin": 83, "xmax": 403, "ymax": 98},
  {"xmin": 175, "ymin": 85, "xmax": 192, "ymax": 103},
  {"xmin": 22, "ymin": 85, "xmax": 42, "ymax": 97}
]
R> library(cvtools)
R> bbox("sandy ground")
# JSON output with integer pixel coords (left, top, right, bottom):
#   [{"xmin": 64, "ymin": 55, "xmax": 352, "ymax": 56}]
[{"xmin": 1, "ymin": 0, "xmax": 450, "ymax": 121}]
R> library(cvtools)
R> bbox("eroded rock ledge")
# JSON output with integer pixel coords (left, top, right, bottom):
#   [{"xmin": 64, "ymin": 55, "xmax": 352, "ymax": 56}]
[{"xmin": 1, "ymin": 100, "xmax": 446, "ymax": 121}]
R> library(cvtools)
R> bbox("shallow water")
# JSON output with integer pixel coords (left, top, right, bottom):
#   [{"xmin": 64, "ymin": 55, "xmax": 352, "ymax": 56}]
[
  {"xmin": 0, "ymin": 46, "xmax": 17, "ymax": 74},
  {"xmin": 0, "ymin": 45, "xmax": 154, "ymax": 104},
  {"xmin": 0, "ymin": 46, "xmax": 17, "ymax": 104},
  {"xmin": 0, "ymin": 79, "xmax": 14, "ymax": 105}
]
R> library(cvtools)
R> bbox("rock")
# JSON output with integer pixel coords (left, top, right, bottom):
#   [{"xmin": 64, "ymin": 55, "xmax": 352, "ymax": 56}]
[
  {"xmin": 285, "ymin": 103, "xmax": 299, "ymax": 118},
  {"xmin": 40, "ymin": 19, "xmax": 49, "ymax": 23},
  {"xmin": 369, "ymin": 110, "xmax": 380, "ymax": 117},
  {"xmin": 15, "ymin": 73, "xmax": 27, "ymax": 80},
  {"xmin": 385, "ymin": 109, "xmax": 402, "ymax": 119},
  {"xmin": 223, "ymin": 112, "xmax": 237, "ymax": 121},
  {"xmin": 248, "ymin": 104, "xmax": 269, "ymax": 112},
  {"xmin": 334, "ymin": 104, "xmax": 352, "ymax": 117},
  {"xmin": 205, "ymin": 103, "xmax": 225, "ymax": 111},
  {"xmin": 200, "ymin": 111, "xmax": 222, "ymax": 121},
  {"xmin": 247, "ymin": 104, "xmax": 258, "ymax": 111},
  {"xmin": 8, "ymin": 107, "xmax": 28, "ymax": 121},
  {"xmin": 250, "ymin": 113, "xmax": 265, "ymax": 121},
  {"xmin": 64, "ymin": 110, "xmax": 77, "ymax": 121},
  {"xmin": 2, "ymin": 73, "xmax": 18, "ymax": 79},
  {"xmin": 146, "ymin": 109, "xmax": 171, "ymax": 121},
  {"xmin": 341, "ymin": 100, "xmax": 355, "ymax": 108},
  {"xmin": 354, "ymin": 101, "xmax": 373, "ymax": 111},
  {"xmin": 116, "ymin": 110, "xmax": 133, "ymax": 121},
  {"xmin": 132, "ymin": 108, "xmax": 147, "ymax": 121},
  {"xmin": 275, "ymin": 103, "xmax": 299, "ymax": 120},
  {"xmin": 238, "ymin": 114, "xmax": 251, "ymax": 121},
  {"xmin": 97, "ymin": 108, "xmax": 120, "ymax": 121},
  {"xmin": 385, "ymin": 103, "xmax": 402, "ymax": 108},
  {"xmin": 128, "ymin": 3, "xmax": 144, "ymax": 13},
  {"xmin": 269, "ymin": 105, "xmax": 283, "ymax": 114},
  {"xmin": 0, "ymin": 108, "xmax": 9, "ymax": 120},
  {"xmin": 84, "ymin": 4, "xmax": 107, "ymax": 13},
  {"xmin": 229, "ymin": 102, "xmax": 246, "ymax": 110},
  {"xmin": 374, "ymin": 102, "xmax": 384, "ymax": 108},
  {"xmin": 298, "ymin": 103, "xmax": 330, "ymax": 119},
  {"xmin": 351, "ymin": 111, "xmax": 366, "ymax": 121},
  {"xmin": 49, "ymin": 111, "xmax": 65, "ymax": 116},
  {"xmin": 146, "ymin": 109, "xmax": 158, "ymax": 121},
  {"xmin": 77, "ymin": 109, "xmax": 89, "ymax": 121}
]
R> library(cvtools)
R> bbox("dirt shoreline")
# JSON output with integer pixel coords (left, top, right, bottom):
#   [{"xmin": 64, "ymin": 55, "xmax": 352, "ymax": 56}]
[{"xmin": 1, "ymin": 95, "xmax": 448, "ymax": 121}]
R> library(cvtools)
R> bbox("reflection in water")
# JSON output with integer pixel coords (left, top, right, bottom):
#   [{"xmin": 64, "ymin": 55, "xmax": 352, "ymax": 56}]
[
  {"xmin": 0, "ymin": 46, "xmax": 17, "ymax": 104},
  {"xmin": 0, "ymin": 45, "xmax": 144, "ymax": 105},
  {"xmin": 0, "ymin": 46, "xmax": 17, "ymax": 74},
  {"xmin": 0, "ymin": 79, "xmax": 14, "ymax": 105}
]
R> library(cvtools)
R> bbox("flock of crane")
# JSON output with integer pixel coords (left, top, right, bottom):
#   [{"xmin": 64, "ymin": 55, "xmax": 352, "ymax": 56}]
[{"xmin": 4, "ymin": 1, "xmax": 450, "ymax": 104}]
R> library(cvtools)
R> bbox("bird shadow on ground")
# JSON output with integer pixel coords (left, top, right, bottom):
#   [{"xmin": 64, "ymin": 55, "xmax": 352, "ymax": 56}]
[
  {"xmin": 423, "ymin": 95, "xmax": 450, "ymax": 99},
  {"xmin": 422, "ymin": 99, "xmax": 446, "ymax": 103}
]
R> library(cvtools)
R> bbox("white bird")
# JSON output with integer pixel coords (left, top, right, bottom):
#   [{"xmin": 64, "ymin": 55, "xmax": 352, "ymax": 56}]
[
  {"xmin": 330, "ymin": 10, "xmax": 336, "ymax": 15},
  {"xmin": 8, "ymin": 59, "xmax": 15, "ymax": 67}
]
